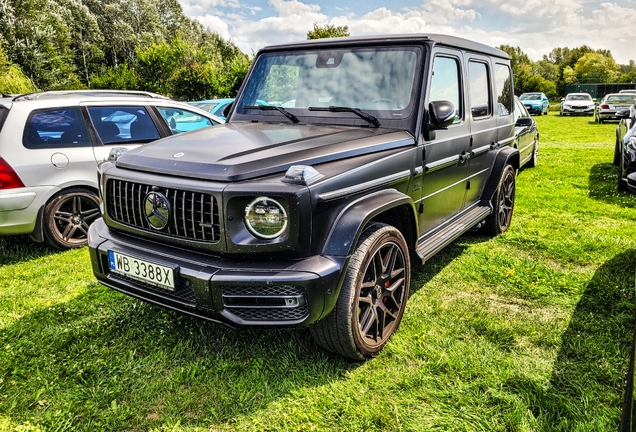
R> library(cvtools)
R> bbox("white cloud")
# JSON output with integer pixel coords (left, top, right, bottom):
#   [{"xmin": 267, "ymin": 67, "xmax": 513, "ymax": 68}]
[{"xmin": 179, "ymin": 0, "xmax": 636, "ymax": 64}]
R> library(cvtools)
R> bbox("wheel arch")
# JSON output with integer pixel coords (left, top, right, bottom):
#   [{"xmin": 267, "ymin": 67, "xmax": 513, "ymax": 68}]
[
  {"xmin": 322, "ymin": 189, "xmax": 418, "ymax": 258},
  {"xmin": 481, "ymin": 147, "xmax": 519, "ymax": 201}
]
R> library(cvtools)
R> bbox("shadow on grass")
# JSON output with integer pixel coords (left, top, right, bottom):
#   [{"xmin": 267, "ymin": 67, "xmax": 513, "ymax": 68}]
[
  {"xmin": 589, "ymin": 163, "xmax": 636, "ymax": 208},
  {"xmin": 0, "ymin": 234, "xmax": 58, "ymax": 266},
  {"xmin": 0, "ymin": 286, "xmax": 359, "ymax": 429},
  {"xmin": 506, "ymin": 250, "xmax": 636, "ymax": 430}
]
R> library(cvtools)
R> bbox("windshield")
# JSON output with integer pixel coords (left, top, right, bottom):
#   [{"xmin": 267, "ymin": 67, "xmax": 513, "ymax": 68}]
[
  {"xmin": 519, "ymin": 93, "xmax": 541, "ymax": 100},
  {"xmin": 235, "ymin": 47, "xmax": 421, "ymax": 122},
  {"xmin": 607, "ymin": 95, "xmax": 636, "ymax": 104},
  {"xmin": 566, "ymin": 94, "xmax": 592, "ymax": 101}
]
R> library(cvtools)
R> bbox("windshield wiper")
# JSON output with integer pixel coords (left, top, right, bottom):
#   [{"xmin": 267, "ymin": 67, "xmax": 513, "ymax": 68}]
[
  {"xmin": 242, "ymin": 105, "xmax": 299, "ymax": 123},
  {"xmin": 308, "ymin": 106, "xmax": 380, "ymax": 128}
]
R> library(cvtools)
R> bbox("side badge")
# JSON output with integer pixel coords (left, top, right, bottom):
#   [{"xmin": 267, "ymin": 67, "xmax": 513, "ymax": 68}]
[{"xmin": 173, "ymin": 152, "xmax": 185, "ymax": 158}]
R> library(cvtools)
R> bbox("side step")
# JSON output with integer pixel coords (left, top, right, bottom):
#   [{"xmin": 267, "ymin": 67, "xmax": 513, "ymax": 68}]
[{"xmin": 416, "ymin": 205, "xmax": 491, "ymax": 263}]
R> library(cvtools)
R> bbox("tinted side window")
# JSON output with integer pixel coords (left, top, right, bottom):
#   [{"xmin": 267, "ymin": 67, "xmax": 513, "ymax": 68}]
[
  {"xmin": 494, "ymin": 64, "xmax": 513, "ymax": 116},
  {"xmin": 0, "ymin": 107, "xmax": 9, "ymax": 132},
  {"xmin": 430, "ymin": 56, "xmax": 462, "ymax": 122},
  {"xmin": 23, "ymin": 107, "xmax": 90, "ymax": 149},
  {"xmin": 514, "ymin": 98, "xmax": 529, "ymax": 122},
  {"xmin": 156, "ymin": 107, "xmax": 216, "ymax": 134},
  {"xmin": 468, "ymin": 61, "xmax": 491, "ymax": 119},
  {"xmin": 88, "ymin": 106, "xmax": 160, "ymax": 145}
]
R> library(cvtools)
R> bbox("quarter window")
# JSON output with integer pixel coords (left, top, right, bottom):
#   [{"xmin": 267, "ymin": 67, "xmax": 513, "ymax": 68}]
[
  {"xmin": 494, "ymin": 64, "xmax": 513, "ymax": 116},
  {"xmin": 23, "ymin": 107, "xmax": 90, "ymax": 149},
  {"xmin": 430, "ymin": 56, "xmax": 462, "ymax": 122},
  {"xmin": 468, "ymin": 61, "xmax": 491, "ymax": 119},
  {"xmin": 87, "ymin": 106, "xmax": 160, "ymax": 145},
  {"xmin": 156, "ymin": 107, "xmax": 216, "ymax": 134}
]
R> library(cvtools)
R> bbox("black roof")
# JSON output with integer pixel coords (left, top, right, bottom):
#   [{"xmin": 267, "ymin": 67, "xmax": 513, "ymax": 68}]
[{"xmin": 259, "ymin": 34, "xmax": 509, "ymax": 60}]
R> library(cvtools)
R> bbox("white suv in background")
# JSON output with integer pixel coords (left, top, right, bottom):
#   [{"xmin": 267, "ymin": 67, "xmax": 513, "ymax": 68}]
[{"xmin": 0, "ymin": 90, "xmax": 223, "ymax": 249}]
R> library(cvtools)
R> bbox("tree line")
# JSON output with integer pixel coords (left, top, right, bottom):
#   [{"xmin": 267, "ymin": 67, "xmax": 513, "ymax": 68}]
[
  {"xmin": 0, "ymin": 0, "xmax": 250, "ymax": 99},
  {"xmin": 2, "ymin": 8, "xmax": 635, "ymax": 101}
]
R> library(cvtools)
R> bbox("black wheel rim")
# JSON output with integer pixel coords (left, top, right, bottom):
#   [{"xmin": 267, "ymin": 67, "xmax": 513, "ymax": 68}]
[
  {"xmin": 52, "ymin": 195, "xmax": 101, "ymax": 245},
  {"xmin": 357, "ymin": 241, "xmax": 406, "ymax": 347},
  {"xmin": 498, "ymin": 172, "xmax": 515, "ymax": 229}
]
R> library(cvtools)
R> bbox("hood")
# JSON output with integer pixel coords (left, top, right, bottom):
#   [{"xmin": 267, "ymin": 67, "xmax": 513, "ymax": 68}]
[{"xmin": 116, "ymin": 123, "xmax": 415, "ymax": 182}]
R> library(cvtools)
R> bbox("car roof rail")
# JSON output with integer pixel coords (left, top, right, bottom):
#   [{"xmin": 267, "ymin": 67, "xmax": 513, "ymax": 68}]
[{"xmin": 12, "ymin": 90, "xmax": 171, "ymax": 102}]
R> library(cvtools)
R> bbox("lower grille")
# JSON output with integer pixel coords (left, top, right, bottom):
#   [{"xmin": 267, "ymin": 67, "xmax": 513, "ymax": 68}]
[{"xmin": 221, "ymin": 285, "xmax": 308, "ymax": 321}]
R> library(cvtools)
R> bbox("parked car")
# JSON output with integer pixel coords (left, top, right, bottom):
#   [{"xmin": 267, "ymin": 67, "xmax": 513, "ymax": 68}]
[
  {"xmin": 595, "ymin": 93, "xmax": 636, "ymax": 123},
  {"xmin": 560, "ymin": 93, "xmax": 595, "ymax": 116},
  {"xmin": 188, "ymin": 98, "xmax": 234, "ymax": 120},
  {"xmin": 518, "ymin": 92, "xmax": 549, "ymax": 116},
  {"xmin": 615, "ymin": 104, "xmax": 636, "ymax": 191},
  {"xmin": 0, "ymin": 90, "xmax": 223, "ymax": 249},
  {"xmin": 89, "ymin": 34, "xmax": 520, "ymax": 360},
  {"xmin": 513, "ymin": 96, "xmax": 539, "ymax": 167}
]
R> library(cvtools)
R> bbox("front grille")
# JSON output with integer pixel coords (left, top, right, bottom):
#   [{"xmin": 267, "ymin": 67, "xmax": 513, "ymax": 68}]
[
  {"xmin": 221, "ymin": 285, "xmax": 309, "ymax": 321},
  {"xmin": 107, "ymin": 179, "xmax": 220, "ymax": 243}
]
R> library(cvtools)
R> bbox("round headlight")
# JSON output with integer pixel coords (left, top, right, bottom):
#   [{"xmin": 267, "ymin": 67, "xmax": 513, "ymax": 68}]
[{"xmin": 244, "ymin": 197, "xmax": 288, "ymax": 239}]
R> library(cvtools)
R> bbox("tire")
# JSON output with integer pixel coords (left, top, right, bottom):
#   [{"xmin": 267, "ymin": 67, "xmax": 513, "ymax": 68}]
[
  {"xmin": 618, "ymin": 166, "xmax": 628, "ymax": 192},
  {"xmin": 613, "ymin": 138, "xmax": 621, "ymax": 166},
  {"xmin": 484, "ymin": 165, "xmax": 516, "ymax": 236},
  {"xmin": 536, "ymin": 109, "xmax": 542, "ymax": 116},
  {"xmin": 43, "ymin": 188, "xmax": 101, "ymax": 250},
  {"xmin": 310, "ymin": 223, "xmax": 410, "ymax": 360},
  {"xmin": 526, "ymin": 140, "xmax": 538, "ymax": 168}
]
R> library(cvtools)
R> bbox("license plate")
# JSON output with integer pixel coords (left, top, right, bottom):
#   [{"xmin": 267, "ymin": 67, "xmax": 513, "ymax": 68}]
[{"xmin": 108, "ymin": 250, "xmax": 176, "ymax": 291}]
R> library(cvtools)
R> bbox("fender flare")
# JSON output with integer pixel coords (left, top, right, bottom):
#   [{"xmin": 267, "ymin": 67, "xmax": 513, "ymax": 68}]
[
  {"xmin": 481, "ymin": 147, "xmax": 519, "ymax": 201},
  {"xmin": 322, "ymin": 188, "xmax": 418, "ymax": 257}
]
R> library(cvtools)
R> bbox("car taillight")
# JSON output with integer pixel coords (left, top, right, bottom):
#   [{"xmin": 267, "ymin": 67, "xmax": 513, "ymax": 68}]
[
  {"xmin": 0, "ymin": 157, "xmax": 25, "ymax": 190},
  {"xmin": 601, "ymin": 104, "xmax": 610, "ymax": 109}
]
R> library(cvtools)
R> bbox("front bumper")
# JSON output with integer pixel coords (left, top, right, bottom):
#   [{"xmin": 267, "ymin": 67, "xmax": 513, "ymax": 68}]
[
  {"xmin": 88, "ymin": 218, "xmax": 346, "ymax": 328},
  {"xmin": 562, "ymin": 106, "xmax": 594, "ymax": 115},
  {"xmin": 523, "ymin": 104, "xmax": 543, "ymax": 114}
]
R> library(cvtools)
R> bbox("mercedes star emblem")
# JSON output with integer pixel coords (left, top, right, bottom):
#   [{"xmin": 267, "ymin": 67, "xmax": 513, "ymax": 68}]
[{"xmin": 144, "ymin": 191, "xmax": 170, "ymax": 230}]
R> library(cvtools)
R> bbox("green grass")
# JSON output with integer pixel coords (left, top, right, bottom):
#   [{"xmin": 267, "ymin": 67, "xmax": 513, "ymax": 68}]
[{"xmin": 1, "ymin": 112, "xmax": 635, "ymax": 430}]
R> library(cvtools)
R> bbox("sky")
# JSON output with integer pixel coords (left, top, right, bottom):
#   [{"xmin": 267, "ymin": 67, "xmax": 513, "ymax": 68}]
[{"xmin": 177, "ymin": 0, "xmax": 636, "ymax": 65}]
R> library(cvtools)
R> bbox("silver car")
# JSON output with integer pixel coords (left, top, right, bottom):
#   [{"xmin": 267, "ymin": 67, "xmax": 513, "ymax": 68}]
[
  {"xmin": 595, "ymin": 93, "xmax": 636, "ymax": 123},
  {"xmin": 0, "ymin": 90, "xmax": 223, "ymax": 249},
  {"xmin": 560, "ymin": 92, "xmax": 595, "ymax": 116}
]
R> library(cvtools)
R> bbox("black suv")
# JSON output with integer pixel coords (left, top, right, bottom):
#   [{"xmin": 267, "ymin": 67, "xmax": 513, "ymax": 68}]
[{"xmin": 89, "ymin": 34, "xmax": 519, "ymax": 360}]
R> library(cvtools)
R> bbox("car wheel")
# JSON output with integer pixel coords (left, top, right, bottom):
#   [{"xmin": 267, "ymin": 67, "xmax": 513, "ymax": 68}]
[
  {"xmin": 536, "ymin": 109, "xmax": 542, "ymax": 116},
  {"xmin": 309, "ymin": 222, "xmax": 410, "ymax": 360},
  {"xmin": 614, "ymin": 138, "xmax": 621, "ymax": 166},
  {"xmin": 527, "ymin": 140, "xmax": 538, "ymax": 168},
  {"xmin": 43, "ymin": 188, "xmax": 101, "ymax": 250},
  {"xmin": 484, "ymin": 165, "xmax": 515, "ymax": 235}
]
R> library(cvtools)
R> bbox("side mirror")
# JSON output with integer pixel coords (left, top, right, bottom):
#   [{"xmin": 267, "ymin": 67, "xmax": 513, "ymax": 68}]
[
  {"xmin": 616, "ymin": 109, "xmax": 631, "ymax": 119},
  {"xmin": 560, "ymin": 98, "xmax": 565, "ymax": 101},
  {"xmin": 515, "ymin": 117, "xmax": 533, "ymax": 127},
  {"xmin": 428, "ymin": 100, "xmax": 455, "ymax": 130}
]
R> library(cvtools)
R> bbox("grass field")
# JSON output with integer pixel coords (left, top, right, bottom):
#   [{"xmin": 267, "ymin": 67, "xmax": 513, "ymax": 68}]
[{"xmin": 1, "ymin": 112, "xmax": 635, "ymax": 431}]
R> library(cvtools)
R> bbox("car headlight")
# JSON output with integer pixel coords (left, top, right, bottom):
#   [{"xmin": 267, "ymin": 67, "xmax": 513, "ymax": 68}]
[
  {"xmin": 563, "ymin": 104, "xmax": 570, "ymax": 108},
  {"xmin": 244, "ymin": 197, "xmax": 288, "ymax": 239}
]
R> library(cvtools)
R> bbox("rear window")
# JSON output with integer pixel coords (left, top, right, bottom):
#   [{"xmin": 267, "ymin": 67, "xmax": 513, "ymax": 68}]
[
  {"xmin": 23, "ymin": 107, "xmax": 90, "ymax": 149},
  {"xmin": 0, "ymin": 107, "xmax": 8, "ymax": 133},
  {"xmin": 87, "ymin": 106, "xmax": 160, "ymax": 145}
]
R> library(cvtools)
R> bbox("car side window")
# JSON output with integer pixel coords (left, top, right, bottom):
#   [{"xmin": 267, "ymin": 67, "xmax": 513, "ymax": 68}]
[
  {"xmin": 156, "ymin": 107, "xmax": 216, "ymax": 134},
  {"xmin": 514, "ymin": 98, "xmax": 529, "ymax": 122},
  {"xmin": 87, "ymin": 106, "xmax": 160, "ymax": 145},
  {"xmin": 23, "ymin": 107, "xmax": 90, "ymax": 149},
  {"xmin": 0, "ymin": 107, "xmax": 8, "ymax": 133},
  {"xmin": 468, "ymin": 61, "xmax": 491, "ymax": 119},
  {"xmin": 494, "ymin": 64, "xmax": 512, "ymax": 116},
  {"xmin": 430, "ymin": 56, "xmax": 462, "ymax": 122}
]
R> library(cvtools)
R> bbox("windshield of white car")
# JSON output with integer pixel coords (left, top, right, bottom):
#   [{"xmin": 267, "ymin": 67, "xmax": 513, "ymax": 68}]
[
  {"xmin": 519, "ymin": 93, "xmax": 541, "ymax": 100},
  {"xmin": 235, "ymin": 47, "xmax": 421, "ymax": 122},
  {"xmin": 565, "ymin": 94, "xmax": 592, "ymax": 101},
  {"xmin": 607, "ymin": 95, "xmax": 636, "ymax": 104}
]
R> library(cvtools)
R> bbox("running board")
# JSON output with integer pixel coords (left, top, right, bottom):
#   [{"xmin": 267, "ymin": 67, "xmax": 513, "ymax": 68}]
[{"xmin": 416, "ymin": 205, "xmax": 491, "ymax": 263}]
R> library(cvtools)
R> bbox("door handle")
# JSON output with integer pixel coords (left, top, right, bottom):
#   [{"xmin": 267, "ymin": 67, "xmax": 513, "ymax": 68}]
[{"xmin": 459, "ymin": 152, "xmax": 470, "ymax": 163}]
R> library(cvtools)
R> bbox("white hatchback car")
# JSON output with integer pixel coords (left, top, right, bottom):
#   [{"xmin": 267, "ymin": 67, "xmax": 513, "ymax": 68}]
[{"xmin": 0, "ymin": 90, "xmax": 223, "ymax": 249}]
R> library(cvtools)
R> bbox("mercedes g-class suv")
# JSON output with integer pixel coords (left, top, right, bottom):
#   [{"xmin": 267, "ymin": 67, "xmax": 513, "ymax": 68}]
[{"xmin": 89, "ymin": 34, "xmax": 519, "ymax": 360}]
